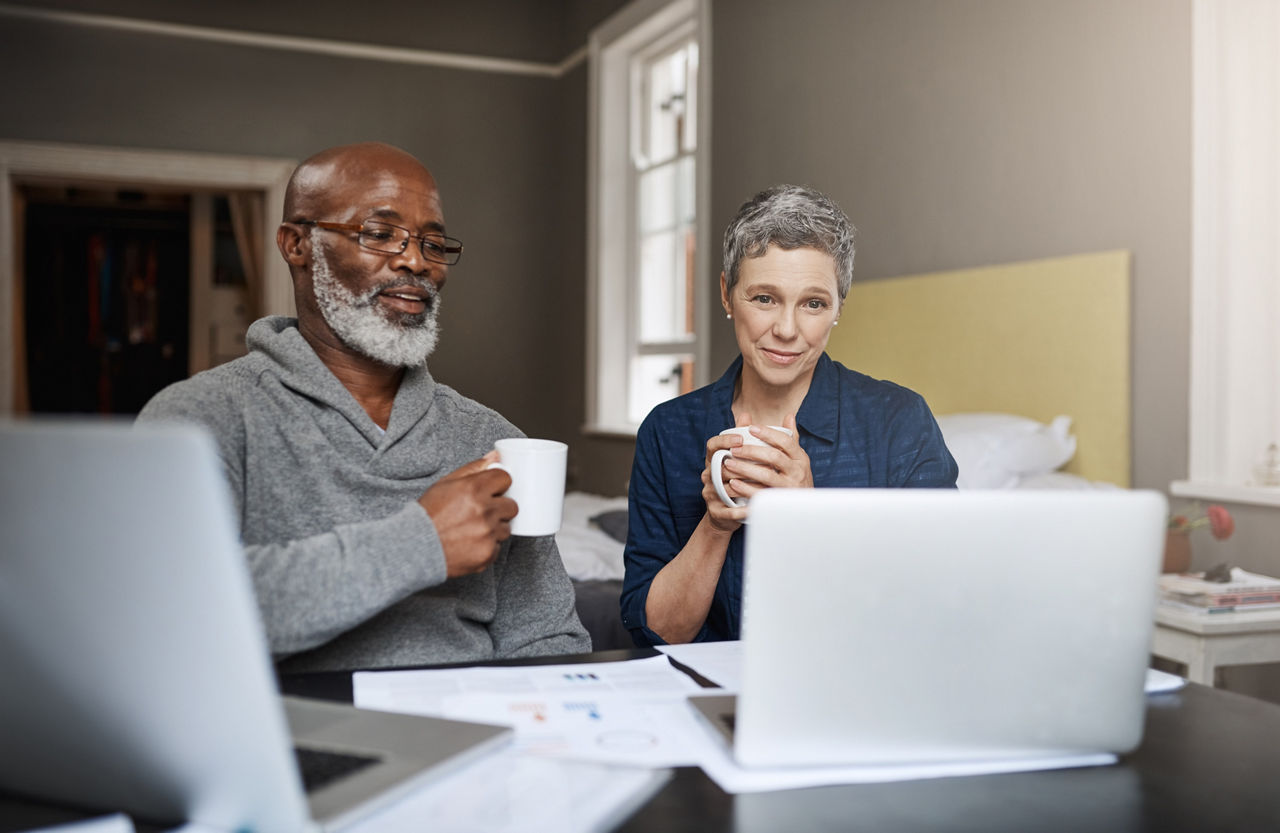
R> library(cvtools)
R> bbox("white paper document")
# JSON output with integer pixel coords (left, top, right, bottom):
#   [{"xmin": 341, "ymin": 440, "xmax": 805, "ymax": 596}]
[
  {"xmin": 661, "ymin": 640, "xmax": 1188, "ymax": 697},
  {"xmin": 344, "ymin": 748, "xmax": 670, "ymax": 833},
  {"xmin": 357, "ymin": 648, "xmax": 1183, "ymax": 796},
  {"xmin": 25, "ymin": 815, "xmax": 135, "ymax": 833},
  {"xmin": 657, "ymin": 641, "xmax": 744, "ymax": 691},
  {"xmin": 354, "ymin": 655, "xmax": 706, "ymax": 767},
  {"xmin": 1144, "ymin": 667, "xmax": 1188, "ymax": 693},
  {"xmin": 693, "ymin": 739, "xmax": 1116, "ymax": 794}
]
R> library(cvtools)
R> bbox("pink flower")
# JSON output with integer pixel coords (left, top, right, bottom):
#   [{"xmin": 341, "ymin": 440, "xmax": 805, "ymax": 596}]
[{"xmin": 1207, "ymin": 505, "xmax": 1235, "ymax": 540}]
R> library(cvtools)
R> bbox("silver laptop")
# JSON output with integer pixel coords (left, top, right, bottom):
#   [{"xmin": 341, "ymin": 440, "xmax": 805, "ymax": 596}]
[
  {"xmin": 690, "ymin": 488, "xmax": 1166, "ymax": 768},
  {"xmin": 0, "ymin": 420, "xmax": 511, "ymax": 831}
]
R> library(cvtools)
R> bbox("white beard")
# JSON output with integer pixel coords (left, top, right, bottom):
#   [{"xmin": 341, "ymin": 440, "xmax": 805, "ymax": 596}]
[{"xmin": 309, "ymin": 230, "xmax": 440, "ymax": 367}]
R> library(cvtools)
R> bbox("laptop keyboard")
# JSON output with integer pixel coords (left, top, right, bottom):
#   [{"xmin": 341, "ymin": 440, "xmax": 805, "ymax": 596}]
[{"xmin": 294, "ymin": 746, "xmax": 381, "ymax": 793}]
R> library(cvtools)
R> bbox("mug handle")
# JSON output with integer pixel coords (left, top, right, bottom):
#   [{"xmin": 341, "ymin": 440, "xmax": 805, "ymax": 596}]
[
  {"xmin": 486, "ymin": 461, "xmax": 511, "ymax": 492},
  {"xmin": 710, "ymin": 449, "xmax": 744, "ymax": 509}
]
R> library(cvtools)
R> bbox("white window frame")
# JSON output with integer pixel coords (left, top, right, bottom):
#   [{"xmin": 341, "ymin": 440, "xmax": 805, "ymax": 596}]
[
  {"xmin": 1172, "ymin": 0, "xmax": 1280, "ymax": 507},
  {"xmin": 585, "ymin": 0, "xmax": 711, "ymax": 436}
]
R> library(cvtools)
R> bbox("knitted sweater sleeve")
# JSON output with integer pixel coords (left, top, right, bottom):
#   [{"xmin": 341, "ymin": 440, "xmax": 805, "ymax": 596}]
[
  {"xmin": 137, "ymin": 377, "xmax": 449, "ymax": 657},
  {"xmin": 487, "ymin": 533, "xmax": 591, "ymax": 658}
]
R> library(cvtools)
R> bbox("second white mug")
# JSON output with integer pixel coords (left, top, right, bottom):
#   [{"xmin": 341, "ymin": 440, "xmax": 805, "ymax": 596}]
[
  {"xmin": 488, "ymin": 438, "xmax": 568, "ymax": 536},
  {"xmin": 709, "ymin": 425, "xmax": 792, "ymax": 509}
]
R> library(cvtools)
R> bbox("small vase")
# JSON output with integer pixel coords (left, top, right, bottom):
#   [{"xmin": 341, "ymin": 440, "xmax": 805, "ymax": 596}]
[{"xmin": 1162, "ymin": 532, "xmax": 1192, "ymax": 574}]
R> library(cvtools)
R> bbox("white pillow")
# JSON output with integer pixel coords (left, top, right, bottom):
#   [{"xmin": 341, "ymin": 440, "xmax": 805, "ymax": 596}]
[
  {"xmin": 935, "ymin": 413, "xmax": 1077, "ymax": 489},
  {"xmin": 1017, "ymin": 471, "xmax": 1118, "ymax": 490}
]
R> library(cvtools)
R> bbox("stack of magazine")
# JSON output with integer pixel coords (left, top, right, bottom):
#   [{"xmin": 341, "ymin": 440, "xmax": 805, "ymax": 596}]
[{"xmin": 1158, "ymin": 568, "xmax": 1280, "ymax": 614}]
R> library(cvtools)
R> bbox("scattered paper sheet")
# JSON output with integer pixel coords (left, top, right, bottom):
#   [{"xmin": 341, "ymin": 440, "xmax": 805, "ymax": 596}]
[
  {"xmin": 657, "ymin": 641, "xmax": 744, "ymax": 691},
  {"xmin": 1144, "ymin": 667, "xmax": 1187, "ymax": 693},
  {"xmin": 354, "ymin": 655, "xmax": 705, "ymax": 767},
  {"xmin": 693, "ymin": 733, "xmax": 1116, "ymax": 794},
  {"xmin": 661, "ymin": 640, "xmax": 1188, "ymax": 696},
  {"xmin": 26, "ymin": 816, "xmax": 134, "ymax": 833},
  {"xmin": 344, "ymin": 748, "xmax": 670, "ymax": 833},
  {"xmin": 357, "ymin": 647, "xmax": 1184, "ymax": 797},
  {"xmin": 659, "ymin": 639, "xmax": 1182, "ymax": 793}
]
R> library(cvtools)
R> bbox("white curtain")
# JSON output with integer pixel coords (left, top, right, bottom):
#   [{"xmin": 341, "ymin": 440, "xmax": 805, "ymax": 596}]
[
  {"xmin": 226, "ymin": 191, "xmax": 264, "ymax": 322},
  {"xmin": 1189, "ymin": 0, "xmax": 1280, "ymax": 486}
]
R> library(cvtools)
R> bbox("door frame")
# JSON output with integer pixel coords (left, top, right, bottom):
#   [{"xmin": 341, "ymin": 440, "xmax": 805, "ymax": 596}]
[{"xmin": 1, "ymin": 140, "xmax": 295, "ymax": 414}]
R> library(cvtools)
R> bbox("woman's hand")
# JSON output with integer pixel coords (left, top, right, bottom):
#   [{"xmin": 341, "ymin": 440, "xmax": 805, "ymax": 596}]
[
  {"xmin": 701, "ymin": 412, "xmax": 753, "ymax": 532},
  {"xmin": 716, "ymin": 413, "xmax": 813, "ymax": 504}
]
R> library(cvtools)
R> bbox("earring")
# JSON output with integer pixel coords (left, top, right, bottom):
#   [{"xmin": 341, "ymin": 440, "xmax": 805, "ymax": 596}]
[
  {"xmin": 832, "ymin": 319, "xmax": 839, "ymax": 326},
  {"xmin": 726, "ymin": 313, "xmax": 733, "ymax": 320}
]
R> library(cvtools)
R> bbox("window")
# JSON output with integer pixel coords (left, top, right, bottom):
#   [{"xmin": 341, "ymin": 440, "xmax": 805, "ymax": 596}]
[
  {"xmin": 1174, "ymin": 0, "xmax": 1280, "ymax": 507},
  {"xmin": 587, "ymin": 0, "xmax": 710, "ymax": 434}
]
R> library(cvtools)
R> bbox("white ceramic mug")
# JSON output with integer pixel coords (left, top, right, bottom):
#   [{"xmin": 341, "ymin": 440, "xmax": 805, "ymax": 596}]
[
  {"xmin": 709, "ymin": 425, "xmax": 793, "ymax": 509},
  {"xmin": 487, "ymin": 438, "xmax": 568, "ymax": 536}
]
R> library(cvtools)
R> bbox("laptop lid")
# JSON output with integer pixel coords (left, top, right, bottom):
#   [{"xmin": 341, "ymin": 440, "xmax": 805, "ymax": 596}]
[
  {"xmin": 0, "ymin": 420, "xmax": 509, "ymax": 831},
  {"xmin": 731, "ymin": 488, "xmax": 1166, "ymax": 768}
]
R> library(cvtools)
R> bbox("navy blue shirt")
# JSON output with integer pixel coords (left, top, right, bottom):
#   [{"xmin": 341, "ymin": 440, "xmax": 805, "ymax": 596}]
[{"xmin": 620, "ymin": 353, "xmax": 958, "ymax": 647}]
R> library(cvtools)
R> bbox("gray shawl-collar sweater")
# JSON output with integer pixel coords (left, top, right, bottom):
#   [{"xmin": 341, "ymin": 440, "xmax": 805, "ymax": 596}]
[{"xmin": 138, "ymin": 316, "xmax": 589, "ymax": 671}]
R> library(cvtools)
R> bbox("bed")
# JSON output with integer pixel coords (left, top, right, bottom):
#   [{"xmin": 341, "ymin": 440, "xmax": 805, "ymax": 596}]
[
  {"xmin": 556, "ymin": 492, "xmax": 631, "ymax": 650},
  {"xmin": 558, "ymin": 249, "xmax": 1133, "ymax": 649}
]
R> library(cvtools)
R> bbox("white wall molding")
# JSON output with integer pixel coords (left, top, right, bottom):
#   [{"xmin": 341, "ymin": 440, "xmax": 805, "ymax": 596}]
[
  {"xmin": 1, "ymin": 140, "xmax": 296, "ymax": 414},
  {"xmin": 0, "ymin": 2, "xmax": 587, "ymax": 78}
]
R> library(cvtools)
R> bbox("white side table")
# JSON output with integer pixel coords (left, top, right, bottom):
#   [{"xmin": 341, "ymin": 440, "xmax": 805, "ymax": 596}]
[{"xmin": 1152, "ymin": 604, "xmax": 1280, "ymax": 686}]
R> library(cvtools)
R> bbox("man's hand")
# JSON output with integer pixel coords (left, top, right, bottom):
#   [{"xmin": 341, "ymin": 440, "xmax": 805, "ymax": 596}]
[{"xmin": 418, "ymin": 452, "xmax": 517, "ymax": 578}]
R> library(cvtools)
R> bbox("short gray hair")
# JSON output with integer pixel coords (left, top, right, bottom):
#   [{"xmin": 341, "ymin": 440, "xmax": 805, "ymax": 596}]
[{"xmin": 722, "ymin": 184, "xmax": 855, "ymax": 300}]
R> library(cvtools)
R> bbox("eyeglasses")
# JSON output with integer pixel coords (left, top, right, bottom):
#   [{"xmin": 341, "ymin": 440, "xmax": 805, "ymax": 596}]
[{"xmin": 297, "ymin": 219, "xmax": 464, "ymax": 265}]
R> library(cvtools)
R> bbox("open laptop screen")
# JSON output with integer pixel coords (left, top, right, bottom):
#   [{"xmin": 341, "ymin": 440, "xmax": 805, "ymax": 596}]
[{"xmin": 732, "ymin": 488, "xmax": 1165, "ymax": 768}]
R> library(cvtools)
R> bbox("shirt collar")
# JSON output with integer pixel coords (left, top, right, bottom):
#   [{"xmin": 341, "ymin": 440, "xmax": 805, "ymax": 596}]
[
  {"xmin": 707, "ymin": 356, "xmax": 742, "ymax": 434},
  {"xmin": 796, "ymin": 352, "xmax": 838, "ymax": 443},
  {"xmin": 709, "ymin": 352, "xmax": 839, "ymax": 443}
]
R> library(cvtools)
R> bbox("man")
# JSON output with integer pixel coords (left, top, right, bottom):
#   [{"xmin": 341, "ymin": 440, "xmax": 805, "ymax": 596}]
[{"xmin": 138, "ymin": 142, "xmax": 590, "ymax": 671}]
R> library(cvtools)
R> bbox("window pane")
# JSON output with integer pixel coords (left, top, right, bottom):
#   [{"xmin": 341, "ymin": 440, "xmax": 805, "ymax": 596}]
[
  {"xmin": 639, "ymin": 160, "xmax": 694, "ymax": 234},
  {"xmin": 642, "ymin": 44, "xmax": 689, "ymax": 166},
  {"xmin": 676, "ymin": 154, "xmax": 695, "ymax": 227},
  {"xmin": 638, "ymin": 229, "xmax": 694, "ymax": 342},
  {"xmin": 682, "ymin": 43, "xmax": 699, "ymax": 153},
  {"xmin": 629, "ymin": 354, "xmax": 694, "ymax": 424},
  {"xmin": 639, "ymin": 164, "xmax": 676, "ymax": 235}
]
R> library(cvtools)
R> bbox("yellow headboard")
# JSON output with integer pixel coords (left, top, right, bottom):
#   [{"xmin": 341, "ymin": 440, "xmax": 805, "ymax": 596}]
[{"xmin": 826, "ymin": 250, "xmax": 1131, "ymax": 487}]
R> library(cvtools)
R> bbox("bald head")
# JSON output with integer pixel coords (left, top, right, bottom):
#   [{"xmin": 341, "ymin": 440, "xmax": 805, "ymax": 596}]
[{"xmin": 282, "ymin": 142, "xmax": 438, "ymax": 222}]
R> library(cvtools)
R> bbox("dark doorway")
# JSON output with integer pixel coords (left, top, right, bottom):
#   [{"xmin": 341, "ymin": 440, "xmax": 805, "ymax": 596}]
[{"xmin": 23, "ymin": 187, "xmax": 191, "ymax": 415}]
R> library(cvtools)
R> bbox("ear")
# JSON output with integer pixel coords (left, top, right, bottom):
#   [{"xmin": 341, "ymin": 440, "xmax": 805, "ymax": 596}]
[
  {"xmin": 276, "ymin": 223, "xmax": 310, "ymax": 267},
  {"xmin": 720, "ymin": 272, "xmax": 731, "ymax": 315}
]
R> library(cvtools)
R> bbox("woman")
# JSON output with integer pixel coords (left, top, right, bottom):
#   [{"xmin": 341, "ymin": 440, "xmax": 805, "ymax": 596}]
[{"xmin": 620, "ymin": 185, "xmax": 957, "ymax": 646}]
